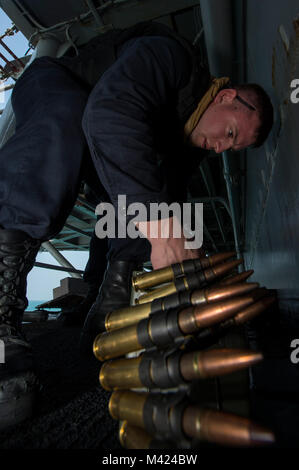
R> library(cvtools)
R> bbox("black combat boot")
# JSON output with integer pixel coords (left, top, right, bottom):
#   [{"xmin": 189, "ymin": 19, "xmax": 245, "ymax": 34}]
[
  {"xmin": 79, "ymin": 260, "xmax": 138, "ymax": 356},
  {"xmin": 0, "ymin": 228, "xmax": 40, "ymax": 431}
]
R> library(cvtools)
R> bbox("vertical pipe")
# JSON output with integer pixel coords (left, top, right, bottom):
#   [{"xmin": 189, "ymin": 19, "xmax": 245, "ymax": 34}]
[
  {"xmin": 199, "ymin": 0, "xmax": 234, "ymax": 77},
  {"xmin": 199, "ymin": 0, "xmax": 243, "ymax": 267},
  {"xmin": 35, "ymin": 37, "xmax": 61, "ymax": 58},
  {"xmin": 222, "ymin": 151, "xmax": 242, "ymax": 263}
]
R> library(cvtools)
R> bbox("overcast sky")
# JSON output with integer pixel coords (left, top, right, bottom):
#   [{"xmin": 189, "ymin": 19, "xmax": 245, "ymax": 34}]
[{"xmin": 1, "ymin": 8, "xmax": 90, "ymax": 301}]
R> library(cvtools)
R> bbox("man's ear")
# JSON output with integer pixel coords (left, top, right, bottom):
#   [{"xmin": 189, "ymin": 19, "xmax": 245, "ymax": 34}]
[{"xmin": 214, "ymin": 88, "xmax": 237, "ymax": 104}]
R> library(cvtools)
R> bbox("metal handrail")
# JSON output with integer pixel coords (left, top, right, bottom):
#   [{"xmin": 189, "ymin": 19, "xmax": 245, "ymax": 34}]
[{"xmin": 34, "ymin": 262, "xmax": 84, "ymax": 275}]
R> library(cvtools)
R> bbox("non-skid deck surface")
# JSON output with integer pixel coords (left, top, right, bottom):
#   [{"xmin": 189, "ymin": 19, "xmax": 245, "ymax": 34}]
[{"xmin": 0, "ymin": 320, "xmax": 120, "ymax": 449}]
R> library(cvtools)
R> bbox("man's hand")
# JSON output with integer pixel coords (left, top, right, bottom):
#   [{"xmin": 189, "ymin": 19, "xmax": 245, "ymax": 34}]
[
  {"xmin": 150, "ymin": 236, "xmax": 201, "ymax": 270},
  {"xmin": 136, "ymin": 216, "xmax": 203, "ymax": 270}
]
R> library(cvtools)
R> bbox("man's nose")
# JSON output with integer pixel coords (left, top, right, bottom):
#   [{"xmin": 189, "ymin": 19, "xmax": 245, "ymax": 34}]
[{"xmin": 214, "ymin": 141, "xmax": 231, "ymax": 154}]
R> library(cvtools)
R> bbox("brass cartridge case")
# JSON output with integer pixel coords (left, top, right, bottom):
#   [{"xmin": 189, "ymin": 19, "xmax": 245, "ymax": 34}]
[
  {"xmin": 136, "ymin": 258, "xmax": 244, "ymax": 305},
  {"xmin": 136, "ymin": 282, "xmax": 180, "ymax": 304},
  {"xmin": 132, "ymin": 251, "xmax": 236, "ymax": 291},
  {"xmin": 93, "ymin": 323, "xmax": 141, "ymax": 361},
  {"xmin": 111, "ymin": 391, "xmax": 275, "ymax": 447},
  {"xmin": 106, "ymin": 279, "xmax": 257, "ymax": 333},
  {"xmin": 105, "ymin": 302, "xmax": 152, "ymax": 332},
  {"xmin": 119, "ymin": 421, "xmax": 153, "ymax": 449},
  {"xmin": 96, "ymin": 296, "xmax": 258, "ymax": 361},
  {"xmin": 99, "ymin": 348, "xmax": 262, "ymax": 391},
  {"xmin": 109, "ymin": 390, "xmax": 148, "ymax": 428},
  {"xmin": 133, "ymin": 266, "xmax": 174, "ymax": 291},
  {"xmin": 100, "ymin": 356, "xmax": 143, "ymax": 390}
]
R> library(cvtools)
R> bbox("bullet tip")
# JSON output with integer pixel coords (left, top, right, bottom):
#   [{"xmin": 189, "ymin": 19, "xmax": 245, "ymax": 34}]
[{"xmin": 250, "ymin": 425, "xmax": 276, "ymax": 445}]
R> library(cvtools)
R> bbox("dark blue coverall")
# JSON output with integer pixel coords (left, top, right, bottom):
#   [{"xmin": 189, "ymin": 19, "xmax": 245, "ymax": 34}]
[{"xmin": 0, "ymin": 28, "xmax": 206, "ymax": 263}]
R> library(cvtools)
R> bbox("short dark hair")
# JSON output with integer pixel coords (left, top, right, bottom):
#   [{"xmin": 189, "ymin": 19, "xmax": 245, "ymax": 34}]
[{"xmin": 232, "ymin": 83, "xmax": 274, "ymax": 147}]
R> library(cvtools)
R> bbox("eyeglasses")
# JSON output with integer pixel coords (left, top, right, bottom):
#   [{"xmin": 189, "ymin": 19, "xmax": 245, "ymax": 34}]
[{"xmin": 235, "ymin": 94, "xmax": 256, "ymax": 111}]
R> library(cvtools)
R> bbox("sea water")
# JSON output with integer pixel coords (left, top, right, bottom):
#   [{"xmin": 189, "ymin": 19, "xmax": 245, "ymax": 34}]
[{"xmin": 25, "ymin": 300, "xmax": 60, "ymax": 321}]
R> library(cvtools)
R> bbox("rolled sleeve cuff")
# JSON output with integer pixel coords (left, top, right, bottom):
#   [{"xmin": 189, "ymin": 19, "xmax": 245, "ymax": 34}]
[{"xmin": 111, "ymin": 192, "xmax": 174, "ymax": 222}]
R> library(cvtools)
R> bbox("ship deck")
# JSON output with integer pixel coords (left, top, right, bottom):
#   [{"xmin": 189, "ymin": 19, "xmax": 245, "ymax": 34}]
[{"xmin": 0, "ymin": 320, "xmax": 119, "ymax": 450}]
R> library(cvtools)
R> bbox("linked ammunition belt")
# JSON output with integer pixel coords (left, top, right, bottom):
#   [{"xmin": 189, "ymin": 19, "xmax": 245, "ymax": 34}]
[
  {"xmin": 137, "ymin": 308, "xmax": 183, "ymax": 350},
  {"xmin": 138, "ymin": 349, "xmax": 184, "ymax": 389},
  {"xmin": 93, "ymin": 252, "xmax": 276, "ymax": 449}
]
